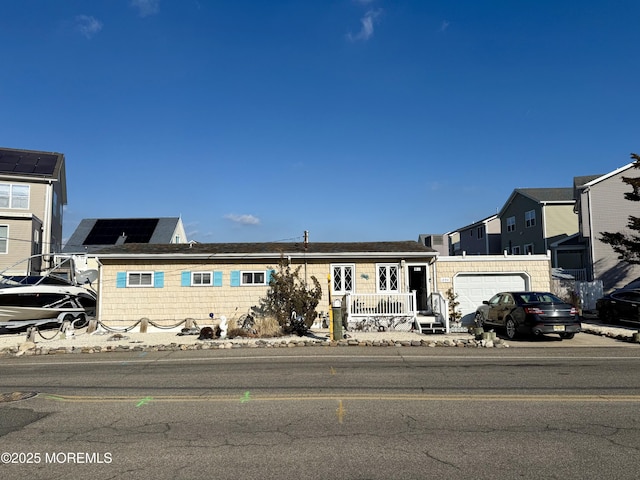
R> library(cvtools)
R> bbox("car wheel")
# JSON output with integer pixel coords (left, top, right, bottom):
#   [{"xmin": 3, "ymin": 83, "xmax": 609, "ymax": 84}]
[
  {"xmin": 474, "ymin": 312, "xmax": 486, "ymax": 329},
  {"xmin": 505, "ymin": 317, "xmax": 518, "ymax": 340},
  {"xmin": 559, "ymin": 332, "xmax": 575, "ymax": 340}
]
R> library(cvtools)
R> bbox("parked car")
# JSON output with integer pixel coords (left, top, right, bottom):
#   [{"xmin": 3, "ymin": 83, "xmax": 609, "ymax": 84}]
[
  {"xmin": 474, "ymin": 291, "xmax": 581, "ymax": 340},
  {"xmin": 596, "ymin": 289, "xmax": 640, "ymax": 324}
]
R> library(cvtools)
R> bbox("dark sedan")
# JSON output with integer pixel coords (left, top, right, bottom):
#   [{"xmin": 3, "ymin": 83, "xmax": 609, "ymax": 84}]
[
  {"xmin": 474, "ymin": 291, "xmax": 581, "ymax": 340},
  {"xmin": 596, "ymin": 289, "xmax": 640, "ymax": 324}
]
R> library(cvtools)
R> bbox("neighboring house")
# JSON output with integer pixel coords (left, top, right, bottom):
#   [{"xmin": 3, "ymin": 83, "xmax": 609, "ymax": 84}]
[
  {"xmin": 0, "ymin": 146, "xmax": 67, "ymax": 274},
  {"xmin": 62, "ymin": 217, "xmax": 187, "ymax": 253},
  {"xmin": 451, "ymin": 214, "xmax": 502, "ymax": 255},
  {"xmin": 418, "ymin": 233, "xmax": 450, "ymax": 256},
  {"xmin": 449, "ymin": 231, "xmax": 461, "ymax": 256},
  {"xmin": 498, "ymin": 188, "xmax": 578, "ymax": 268},
  {"xmin": 93, "ymin": 241, "xmax": 439, "ymax": 329},
  {"xmin": 573, "ymin": 163, "xmax": 640, "ymax": 291}
]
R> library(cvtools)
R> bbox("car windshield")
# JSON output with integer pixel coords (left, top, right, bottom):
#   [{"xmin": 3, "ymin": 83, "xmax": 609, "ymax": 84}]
[{"xmin": 516, "ymin": 293, "xmax": 562, "ymax": 304}]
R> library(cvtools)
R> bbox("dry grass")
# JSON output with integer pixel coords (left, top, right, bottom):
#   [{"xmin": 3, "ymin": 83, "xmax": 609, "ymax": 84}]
[
  {"xmin": 226, "ymin": 315, "xmax": 283, "ymax": 338},
  {"xmin": 254, "ymin": 315, "xmax": 282, "ymax": 337}
]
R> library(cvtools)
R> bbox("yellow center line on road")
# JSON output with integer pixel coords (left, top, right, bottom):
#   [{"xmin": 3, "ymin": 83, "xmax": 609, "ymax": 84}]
[{"xmin": 39, "ymin": 393, "xmax": 640, "ymax": 403}]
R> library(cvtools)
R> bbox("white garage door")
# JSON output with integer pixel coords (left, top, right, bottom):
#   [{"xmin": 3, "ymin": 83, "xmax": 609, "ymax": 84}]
[{"xmin": 454, "ymin": 274, "xmax": 528, "ymax": 324}]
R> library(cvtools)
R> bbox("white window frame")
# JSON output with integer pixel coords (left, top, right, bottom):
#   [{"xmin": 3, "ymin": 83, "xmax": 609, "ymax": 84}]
[
  {"xmin": 127, "ymin": 271, "xmax": 154, "ymax": 287},
  {"xmin": 0, "ymin": 184, "xmax": 30, "ymax": 209},
  {"xmin": 524, "ymin": 243, "xmax": 534, "ymax": 254},
  {"xmin": 477, "ymin": 226, "xmax": 484, "ymax": 239},
  {"xmin": 507, "ymin": 216, "xmax": 516, "ymax": 232},
  {"xmin": 332, "ymin": 264, "xmax": 355, "ymax": 294},
  {"xmin": 377, "ymin": 263, "xmax": 400, "ymax": 293},
  {"xmin": 0, "ymin": 225, "xmax": 7, "ymax": 254},
  {"xmin": 0, "ymin": 184, "xmax": 9, "ymax": 208},
  {"xmin": 241, "ymin": 271, "xmax": 266, "ymax": 286},
  {"xmin": 525, "ymin": 210, "xmax": 536, "ymax": 228},
  {"xmin": 511, "ymin": 246, "xmax": 521, "ymax": 255},
  {"xmin": 192, "ymin": 272, "xmax": 212, "ymax": 286}
]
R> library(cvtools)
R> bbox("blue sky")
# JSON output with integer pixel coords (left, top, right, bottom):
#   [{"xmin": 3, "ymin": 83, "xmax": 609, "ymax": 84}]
[{"xmin": 2, "ymin": 1, "xmax": 639, "ymax": 244}]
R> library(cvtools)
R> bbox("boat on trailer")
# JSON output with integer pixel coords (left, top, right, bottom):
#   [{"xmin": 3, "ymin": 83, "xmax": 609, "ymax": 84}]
[{"xmin": 0, "ymin": 254, "xmax": 97, "ymax": 329}]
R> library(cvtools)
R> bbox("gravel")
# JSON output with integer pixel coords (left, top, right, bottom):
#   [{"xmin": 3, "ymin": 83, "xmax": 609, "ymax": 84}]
[{"xmin": 0, "ymin": 319, "xmax": 637, "ymax": 357}]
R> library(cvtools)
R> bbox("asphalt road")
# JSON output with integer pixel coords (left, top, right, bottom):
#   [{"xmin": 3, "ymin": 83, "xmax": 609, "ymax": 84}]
[{"xmin": 2, "ymin": 346, "xmax": 640, "ymax": 480}]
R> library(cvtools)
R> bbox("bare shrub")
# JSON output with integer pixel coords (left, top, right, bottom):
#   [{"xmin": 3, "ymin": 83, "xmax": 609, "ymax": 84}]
[{"xmin": 254, "ymin": 315, "xmax": 282, "ymax": 337}]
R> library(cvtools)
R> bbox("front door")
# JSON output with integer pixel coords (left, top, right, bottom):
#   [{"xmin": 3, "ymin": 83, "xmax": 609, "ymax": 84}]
[{"xmin": 408, "ymin": 265, "xmax": 428, "ymax": 312}]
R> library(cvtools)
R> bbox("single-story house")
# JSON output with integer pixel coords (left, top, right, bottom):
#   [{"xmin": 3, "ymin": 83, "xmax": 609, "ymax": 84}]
[
  {"xmin": 93, "ymin": 241, "xmax": 440, "ymax": 331},
  {"xmin": 91, "ymin": 241, "xmax": 553, "ymax": 333}
]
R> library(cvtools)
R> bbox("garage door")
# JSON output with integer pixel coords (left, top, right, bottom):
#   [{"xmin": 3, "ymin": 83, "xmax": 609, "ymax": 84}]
[{"xmin": 454, "ymin": 273, "xmax": 528, "ymax": 324}]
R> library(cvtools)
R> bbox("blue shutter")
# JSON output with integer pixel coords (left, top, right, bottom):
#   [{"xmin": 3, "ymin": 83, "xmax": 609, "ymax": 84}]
[
  {"xmin": 213, "ymin": 271, "xmax": 223, "ymax": 287},
  {"xmin": 181, "ymin": 271, "xmax": 191, "ymax": 287},
  {"xmin": 266, "ymin": 269, "xmax": 275, "ymax": 285},
  {"xmin": 116, "ymin": 272, "xmax": 126, "ymax": 288},
  {"xmin": 154, "ymin": 272, "xmax": 164, "ymax": 288},
  {"xmin": 230, "ymin": 270, "xmax": 240, "ymax": 287}
]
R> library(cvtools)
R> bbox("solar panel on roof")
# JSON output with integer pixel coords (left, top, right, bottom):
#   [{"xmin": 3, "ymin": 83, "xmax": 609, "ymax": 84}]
[
  {"xmin": 83, "ymin": 219, "xmax": 161, "ymax": 245},
  {"xmin": 0, "ymin": 150, "xmax": 59, "ymax": 176}
]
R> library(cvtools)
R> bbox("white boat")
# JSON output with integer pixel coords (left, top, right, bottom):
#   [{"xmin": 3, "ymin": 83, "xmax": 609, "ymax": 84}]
[{"xmin": 0, "ymin": 255, "xmax": 97, "ymax": 329}]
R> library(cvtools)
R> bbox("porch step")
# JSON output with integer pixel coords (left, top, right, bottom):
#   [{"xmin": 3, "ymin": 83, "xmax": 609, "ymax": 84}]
[{"xmin": 416, "ymin": 315, "xmax": 446, "ymax": 334}]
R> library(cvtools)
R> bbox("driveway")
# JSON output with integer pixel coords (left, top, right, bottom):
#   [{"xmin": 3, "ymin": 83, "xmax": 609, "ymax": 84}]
[{"xmin": 489, "ymin": 318, "xmax": 639, "ymax": 347}]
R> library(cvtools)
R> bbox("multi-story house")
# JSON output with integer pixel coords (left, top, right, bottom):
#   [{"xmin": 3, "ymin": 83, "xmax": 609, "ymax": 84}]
[
  {"xmin": 498, "ymin": 188, "xmax": 578, "ymax": 268},
  {"xmin": 452, "ymin": 214, "xmax": 502, "ymax": 255},
  {"xmin": 0, "ymin": 147, "xmax": 66, "ymax": 274},
  {"xmin": 573, "ymin": 162, "xmax": 640, "ymax": 291},
  {"xmin": 417, "ymin": 233, "xmax": 450, "ymax": 256}
]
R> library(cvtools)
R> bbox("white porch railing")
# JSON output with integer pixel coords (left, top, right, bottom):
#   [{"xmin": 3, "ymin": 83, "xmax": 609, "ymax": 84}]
[{"xmin": 345, "ymin": 292, "xmax": 417, "ymax": 331}]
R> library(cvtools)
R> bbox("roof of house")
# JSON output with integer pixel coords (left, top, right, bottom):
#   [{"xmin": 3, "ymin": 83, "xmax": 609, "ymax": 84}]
[
  {"xmin": 455, "ymin": 214, "xmax": 499, "ymax": 232},
  {"xmin": 0, "ymin": 146, "xmax": 64, "ymax": 178},
  {"xmin": 574, "ymin": 174, "xmax": 603, "ymax": 189},
  {"xmin": 93, "ymin": 240, "xmax": 438, "ymax": 260},
  {"xmin": 549, "ymin": 233, "xmax": 586, "ymax": 248},
  {"xmin": 579, "ymin": 162, "xmax": 636, "ymax": 189},
  {"xmin": 0, "ymin": 146, "xmax": 67, "ymax": 203},
  {"xmin": 498, "ymin": 187, "xmax": 574, "ymax": 217},
  {"xmin": 515, "ymin": 188, "xmax": 575, "ymax": 202},
  {"xmin": 63, "ymin": 217, "xmax": 183, "ymax": 253}
]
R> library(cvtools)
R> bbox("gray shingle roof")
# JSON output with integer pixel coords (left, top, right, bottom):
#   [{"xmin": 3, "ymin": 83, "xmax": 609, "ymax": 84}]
[
  {"xmin": 515, "ymin": 188, "xmax": 575, "ymax": 202},
  {"xmin": 94, "ymin": 240, "xmax": 436, "ymax": 258},
  {"xmin": 573, "ymin": 175, "xmax": 603, "ymax": 189}
]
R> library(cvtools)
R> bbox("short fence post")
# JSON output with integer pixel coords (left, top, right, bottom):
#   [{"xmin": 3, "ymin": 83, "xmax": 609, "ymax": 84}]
[
  {"xmin": 139, "ymin": 317, "xmax": 149, "ymax": 333},
  {"xmin": 26, "ymin": 327, "xmax": 37, "ymax": 343},
  {"xmin": 87, "ymin": 318, "xmax": 98, "ymax": 333}
]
